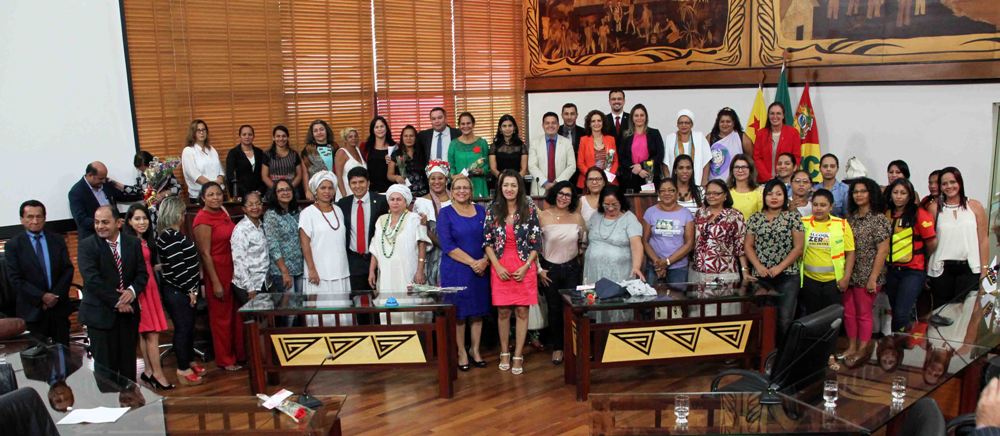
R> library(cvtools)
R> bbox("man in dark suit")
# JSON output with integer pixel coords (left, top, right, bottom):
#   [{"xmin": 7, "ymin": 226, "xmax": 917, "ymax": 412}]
[
  {"xmin": 20, "ymin": 341, "xmax": 82, "ymax": 412},
  {"xmin": 77, "ymin": 206, "xmax": 146, "ymax": 382},
  {"xmin": 5, "ymin": 200, "xmax": 75, "ymax": 345},
  {"xmin": 417, "ymin": 107, "xmax": 462, "ymax": 163},
  {"xmin": 560, "ymin": 103, "xmax": 587, "ymax": 185},
  {"xmin": 603, "ymin": 89, "xmax": 630, "ymax": 145},
  {"xmin": 67, "ymin": 161, "xmax": 141, "ymax": 240},
  {"xmin": 336, "ymin": 167, "xmax": 388, "ymax": 293}
]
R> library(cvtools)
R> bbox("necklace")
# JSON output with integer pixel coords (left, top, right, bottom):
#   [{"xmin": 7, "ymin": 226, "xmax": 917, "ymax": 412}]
[
  {"xmin": 595, "ymin": 213, "xmax": 624, "ymax": 240},
  {"xmin": 545, "ymin": 209, "xmax": 568, "ymax": 221},
  {"xmin": 317, "ymin": 205, "xmax": 341, "ymax": 230},
  {"xmin": 380, "ymin": 211, "xmax": 408, "ymax": 258}
]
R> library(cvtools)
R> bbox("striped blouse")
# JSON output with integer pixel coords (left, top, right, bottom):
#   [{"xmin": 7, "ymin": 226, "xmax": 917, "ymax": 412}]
[{"xmin": 154, "ymin": 228, "xmax": 201, "ymax": 292}]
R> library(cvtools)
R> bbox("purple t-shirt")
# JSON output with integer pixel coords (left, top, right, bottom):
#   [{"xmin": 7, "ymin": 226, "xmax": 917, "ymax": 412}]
[{"xmin": 642, "ymin": 206, "xmax": 693, "ymax": 269}]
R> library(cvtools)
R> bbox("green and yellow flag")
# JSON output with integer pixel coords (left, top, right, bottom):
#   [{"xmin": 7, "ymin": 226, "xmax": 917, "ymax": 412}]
[
  {"xmin": 745, "ymin": 85, "xmax": 767, "ymax": 143},
  {"xmin": 794, "ymin": 83, "xmax": 822, "ymax": 182}
]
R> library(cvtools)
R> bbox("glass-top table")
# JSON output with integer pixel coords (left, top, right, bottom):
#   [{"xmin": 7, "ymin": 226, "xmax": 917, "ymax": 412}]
[
  {"xmin": 591, "ymin": 391, "xmax": 868, "ymax": 435},
  {"xmin": 560, "ymin": 281, "xmax": 779, "ymax": 400},
  {"xmin": 237, "ymin": 288, "xmax": 459, "ymax": 399},
  {"xmin": 1, "ymin": 336, "xmax": 165, "ymax": 435}
]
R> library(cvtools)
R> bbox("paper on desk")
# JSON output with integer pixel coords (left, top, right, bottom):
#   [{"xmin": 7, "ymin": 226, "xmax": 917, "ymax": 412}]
[{"xmin": 57, "ymin": 407, "xmax": 130, "ymax": 425}]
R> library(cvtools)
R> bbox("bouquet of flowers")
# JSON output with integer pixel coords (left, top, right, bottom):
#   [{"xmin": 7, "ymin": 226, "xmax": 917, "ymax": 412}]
[
  {"xmin": 143, "ymin": 156, "xmax": 180, "ymax": 207},
  {"xmin": 467, "ymin": 157, "xmax": 486, "ymax": 176},
  {"xmin": 605, "ymin": 148, "xmax": 616, "ymax": 169}
]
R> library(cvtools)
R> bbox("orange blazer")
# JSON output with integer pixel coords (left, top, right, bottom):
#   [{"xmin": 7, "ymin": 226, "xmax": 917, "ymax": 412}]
[{"xmin": 577, "ymin": 135, "xmax": 619, "ymax": 188}]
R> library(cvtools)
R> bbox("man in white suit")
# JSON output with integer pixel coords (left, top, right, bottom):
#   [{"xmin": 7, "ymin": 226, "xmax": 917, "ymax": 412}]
[{"xmin": 528, "ymin": 112, "xmax": 576, "ymax": 197}]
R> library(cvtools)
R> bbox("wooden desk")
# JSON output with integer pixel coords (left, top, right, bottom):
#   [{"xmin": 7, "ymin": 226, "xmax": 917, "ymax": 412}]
[{"xmin": 164, "ymin": 395, "xmax": 346, "ymax": 436}]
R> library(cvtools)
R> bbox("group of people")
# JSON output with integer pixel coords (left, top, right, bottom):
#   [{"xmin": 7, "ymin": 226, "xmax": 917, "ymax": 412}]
[{"xmin": 6, "ymin": 89, "xmax": 989, "ymax": 388}]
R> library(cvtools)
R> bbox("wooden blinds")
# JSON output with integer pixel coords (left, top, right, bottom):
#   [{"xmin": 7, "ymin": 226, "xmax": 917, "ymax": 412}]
[
  {"xmin": 453, "ymin": 0, "xmax": 526, "ymax": 139},
  {"xmin": 124, "ymin": 0, "xmax": 523, "ymax": 163}
]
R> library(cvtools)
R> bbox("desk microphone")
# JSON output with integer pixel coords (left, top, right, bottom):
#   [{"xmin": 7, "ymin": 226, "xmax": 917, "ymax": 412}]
[{"xmin": 298, "ymin": 354, "xmax": 334, "ymax": 409}]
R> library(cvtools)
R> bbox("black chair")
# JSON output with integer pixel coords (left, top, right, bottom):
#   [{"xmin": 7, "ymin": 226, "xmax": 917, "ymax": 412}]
[
  {"xmin": 711, "ymin": 304, "xmax": 844, "ymax": 400},
  {"xmin": 0, "ymin": 388, "xmax": 59, "ymax": 435},
  {"xmin": 946, "ymin": 413, "xmax": 976, "ymax": 436},
  {"xmin": 902, "ymin": 397, "xmax": 945, "ymax": 436}
]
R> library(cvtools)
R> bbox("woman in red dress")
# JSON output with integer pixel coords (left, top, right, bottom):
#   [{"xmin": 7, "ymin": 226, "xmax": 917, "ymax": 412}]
[
  {"xmin": 193, "ymin": 182, "xmax": 245, "ymax": 371},
  {"xmin": 124, "ymin": 204, "xmax": 173, "ymax": 389},
  {"xmin": 483, "ymin": 170, "xmax": 541, "ymax": 375}
]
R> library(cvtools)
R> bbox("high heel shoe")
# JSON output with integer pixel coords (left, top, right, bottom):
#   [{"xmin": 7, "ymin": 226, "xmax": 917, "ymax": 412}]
[
  {"xmin": 469, "ymin": 349, "xmax": 487, "ymax": 368},
  {"xmin": 498, "ymin": 352, "xmax": 511, "ymax": 371},
  {"xmin": 511, "ymin": 356, "xmax": 524, "ymax": 375},
  {"xmin": 140, "ymin": 373, "xmax": 153, "ymax": 384},
  {"xmin": 458, "ymin": 356, "xmax": 471, "ymax": 372},
  {"xmin": 149, "ymin": 375, "xmax": 175, "ymax": 390}
]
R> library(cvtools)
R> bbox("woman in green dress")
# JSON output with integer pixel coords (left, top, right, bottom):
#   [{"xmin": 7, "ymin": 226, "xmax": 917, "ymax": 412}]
[{"xmin": 448, "ymin": 112, "xmax": 490, "ymax": 198}]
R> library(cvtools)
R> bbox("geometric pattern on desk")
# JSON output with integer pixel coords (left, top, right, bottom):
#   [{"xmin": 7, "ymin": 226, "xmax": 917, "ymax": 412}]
[
  {"xmin": 272, "ymin": 332, "xmax": 425, "ymax": 366},
  {"xmin": 602, "ymin": 320, "xmax": 753, "ymax": 363}
]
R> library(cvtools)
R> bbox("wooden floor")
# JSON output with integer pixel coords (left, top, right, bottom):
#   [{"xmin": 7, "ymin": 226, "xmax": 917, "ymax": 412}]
[{"xmin": 157, "ymin": 345, "xmax": 737, "ymax": 435}]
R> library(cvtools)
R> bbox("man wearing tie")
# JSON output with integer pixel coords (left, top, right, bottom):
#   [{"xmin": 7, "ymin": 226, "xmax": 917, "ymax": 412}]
[
  {"xmin": 77, "ymin": 205, "xmax": 146, "ymax": 382},
  {"xmin": 560, "ymin": 103, "xmax": 587, "ymax": 188},
  {"xmin": 5, "ymin": 200, "xmax": 75, "ymax": 345},
  {"xmin": 603, "ymin": 89, "xmax": 630, "ymax": 145},
  {"xmin": 68, "ymin": 161, "xmax": 141, "ymax": 240},
  {"xmin": 337, "ymin": 167, "xmax": 388, "ymax": 293},
  {"xmin": 528, "ymin": 112, "xmax": 577, "ymax": 197},
  {"xmin": 418, "ymin": 107, "xmax": 462, "ymax": 162}
]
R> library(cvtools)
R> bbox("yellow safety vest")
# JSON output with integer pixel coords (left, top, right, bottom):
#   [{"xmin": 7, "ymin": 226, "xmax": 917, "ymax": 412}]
[
  {"xmin": 887, "ymin": 215, "xmax": 920, "ymax": 264},
  {"xmin": 801, "ymin": 215, "xmax": 847, "ymax": 285}
]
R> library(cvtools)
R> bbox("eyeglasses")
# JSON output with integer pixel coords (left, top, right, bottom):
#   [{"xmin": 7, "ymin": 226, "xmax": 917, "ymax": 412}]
[
  {"xmin": 733, "ymin": 165, "xmax": 750, "ymax": 170},
  {"xmin": 453, "ymin": 186, "xmax": 471, "ymax": 191},
  {"xmin": 556, "ymin": 191, "xmax": 573, "ymax": 198},
  {"xmin": 195, "ymin": 128, "xmax": 208, "ymax": 133},
  {"xmin": 602, "ymin": 202, "xmax": 620, "ymax": 209}
]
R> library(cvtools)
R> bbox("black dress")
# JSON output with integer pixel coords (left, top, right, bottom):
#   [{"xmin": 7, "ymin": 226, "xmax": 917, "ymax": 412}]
[
  {"xmin": 366, "ymin": 147, "xmax": 392, "ymax": 193},
  {"xmin": 490, "ymin": 141, "xmax": 526, "ymax": 174},
  {"xmin": 390, "ymin": 148, "xmax": 429, "ymax": 197}
]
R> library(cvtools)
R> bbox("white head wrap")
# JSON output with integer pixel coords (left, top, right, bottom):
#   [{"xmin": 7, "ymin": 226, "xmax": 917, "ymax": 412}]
[
  {"xmin": 308, "ymin": 170, "xmax": 337, "ymax": 196},
  {"xmin": 676, "ymin": 109, "xmax": 695, "ymax": 125},
  {"xmin": 385, "ymin": 184, "xmax": 413, "ymax": 205}
]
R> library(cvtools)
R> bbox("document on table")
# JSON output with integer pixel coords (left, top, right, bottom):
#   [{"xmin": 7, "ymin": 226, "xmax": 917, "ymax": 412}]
[{"xmin": 57, "ymin": 407, "xmax": 130, "ymax": 425}]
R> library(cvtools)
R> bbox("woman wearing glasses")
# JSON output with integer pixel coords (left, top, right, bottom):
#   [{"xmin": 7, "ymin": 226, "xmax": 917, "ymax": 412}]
[
  {"xmin": 727, "ymin": 154, "xmax": 762, "ymax": 221},
  {"xmin": 692, "ymin": 179, "xmax": 748, "ymax": 284}
]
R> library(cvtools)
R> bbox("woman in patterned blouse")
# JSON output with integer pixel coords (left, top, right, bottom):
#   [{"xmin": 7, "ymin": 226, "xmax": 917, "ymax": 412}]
[
  {"xmin": 231, "ymin": 191, "xmax": 270, "ymax": 307},
  {"xmin": 843, "ymin": 177, "xmax": 891, "ymax": 367},
  {"xmin": 692, "ymin": 179, "xmax": 748, "ymax": 284},
  {"xmin": 483, "ymin": 170, "xmax": 541, "ymax": 375},
  {"xmin": 744, "ymin": 178, "xmax": 804, "ymax": 338},
  {"xmin": 264, "ymin": 179, "xmax": 304, "ymax": 295}
]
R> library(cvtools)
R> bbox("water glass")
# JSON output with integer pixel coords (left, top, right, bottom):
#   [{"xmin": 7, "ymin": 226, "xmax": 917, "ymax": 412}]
[
  {"xmin": 891, "ymin": 376, "xmax": 907, "ymax": 402},
  {"xmin": 823, "ymin": 379, "xmax": 839, "ymax": 408},
  {"xmin": 674, "ymin": 394, "xmax": 690, "ymax": 424}
]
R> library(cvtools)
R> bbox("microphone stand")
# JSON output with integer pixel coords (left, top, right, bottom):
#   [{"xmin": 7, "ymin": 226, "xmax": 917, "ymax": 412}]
[{"xmin": 297, "ymin": 354, "xmax": 333, "ymax": 409}]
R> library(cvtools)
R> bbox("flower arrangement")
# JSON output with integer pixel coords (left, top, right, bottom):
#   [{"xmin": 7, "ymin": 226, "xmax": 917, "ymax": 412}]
[
  {"xmin": 143, "ymin": 156, "xmax": 180, "ymax": 207},
  {"xmin": 468, "ymin": 157, "xmax": 486, "ymax": 175},
  {"xmin": 642, "ymin": 160, "xmax": 655, "ymax": 184},
  {"xmin": 605, "ymin": 148, "xmax": 616, "ymax": 168}
]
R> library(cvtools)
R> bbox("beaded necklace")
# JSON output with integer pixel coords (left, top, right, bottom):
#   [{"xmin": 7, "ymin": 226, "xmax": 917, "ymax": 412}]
[
  {"xmin": 379, "ymin": 211, "xmax": 408, "ymax": 258},
  {"xmin": 317, "ymin": 204, "xmax": 341, "ymax": 230}
]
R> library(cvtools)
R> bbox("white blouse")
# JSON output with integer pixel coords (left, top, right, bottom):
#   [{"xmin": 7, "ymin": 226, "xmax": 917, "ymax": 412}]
[
  {"xmin": 298, "ymin": 205, "xmax": 350, "ymax": 280},
  {"xmin": 182, "ymin": 144, "xmax": 224, "ymax": 198}
]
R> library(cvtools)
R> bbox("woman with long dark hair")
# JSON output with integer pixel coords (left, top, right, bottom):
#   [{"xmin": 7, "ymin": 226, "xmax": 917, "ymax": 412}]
[
  {"xmin": 727, "ymin": 154, "xmax": 761, "ymax": 220},
  {"xmin": 488, "ymin": 114, "xmax": 528, "ymax": 180},
  {"xmin": 706, "ymin": 107, "xmax": 753, "ymax": 182},
  {"xmin": 364, "ymin": 116, "xmax": 396, "ymax": 193},
  {"xmin": 926, "ymin": 167, "xmax": 989, "ymax": 308},
  {"xmin": 262, "ymin": 125, "xmax": 303, "ymax": 193},
  {"xmin": 843, "ymin": 177, "xmax": 891, "ymax": 366},
  {"xmin": 388, "ymin": 125, "xmax": 429, "ymax": 197},
  {"xmin": 883, "ymin": 178, "xmax": 937, "ymax": 333},
  {"xmin": 124, "ymin": 204, "xmax": 173, "ymax": 389},
  {"xmin": 617, "ymin": 104, "xmax": 665, "ymax": 192},
  {"xmin": 226, "ymin": 124, "xmax": 268, "ymax": 198},
  {"xmin": 538, "ymin": 181, "xmax": 586, "ymax": 364},
  {"xmin": 579, "ymin": 166, "xmax": 607, "ymax": 221},
  {"xmin": 483, "ymin": 170, "xmax": 541, "ymax": 375},
  {"xmin": 264, "ymin": 179, "xmax": 304, "ymax": 295},
  {"xmin": 672, "ymin": 155, "xmax": 703, "ymax": 215}
]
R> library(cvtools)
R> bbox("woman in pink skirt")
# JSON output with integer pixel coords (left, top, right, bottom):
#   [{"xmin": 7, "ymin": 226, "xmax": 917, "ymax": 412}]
[
  {"xmin": 483, "ymin": 170, "xmax": 540, "ymax": 375},
  {"xmin": 124, "ymin": 204, "xmax": 173, "ymax": 390}
]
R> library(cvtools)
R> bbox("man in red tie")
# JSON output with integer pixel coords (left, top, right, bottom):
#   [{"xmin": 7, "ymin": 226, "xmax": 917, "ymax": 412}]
[
  {"xmin": 603, "ymin": 89, "xmax": 630, "ymax": 145},
  {"xmin": 336, "ymin": 167, "xmax": 388, "ymax": 296},
  {"xmin": 77, "ymin": 205, "xmax": 146, "ymax": 382},
  {"xmin": 528, "ymin": 112, "xmax": 577, "ymax": 197}
]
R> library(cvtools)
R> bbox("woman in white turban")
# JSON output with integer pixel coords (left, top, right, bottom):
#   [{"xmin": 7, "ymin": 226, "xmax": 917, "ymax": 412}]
[
  {"xmin": 299, "ymin": 171, "xmax": 352, "ymax": 325},
  {"xmin": 663, "ymin": 109, "xmax": 712, "ymax": 185},
  {"xmin": 369, "ymin": 184, "xmax": 430, "ymax": 323}
]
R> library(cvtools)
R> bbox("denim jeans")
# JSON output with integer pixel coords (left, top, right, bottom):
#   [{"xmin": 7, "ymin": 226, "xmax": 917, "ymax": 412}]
[
  {"xmin": 161, "ymin": 284, "xmax": 196, "ymax": 371},
  {"xmin": 884, "ymin": 267, "xmax": 926, "ymax": 332},
  {"xmin": 645, "ymin": 261, "xmax": 690, "ymax": 285}
]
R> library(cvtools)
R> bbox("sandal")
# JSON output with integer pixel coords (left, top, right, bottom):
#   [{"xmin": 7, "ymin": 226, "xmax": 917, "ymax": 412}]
[
  {"xmin": 191, "ymin": 364, "xmax": 206, "ymax": 375},
  {"xmin": 551, "ymin": 350, "xmax": 563, "ymax": 365},
  {"xmin": 498, "ymin": 352, "xmax": 511, "ymax": 371},
  {"xmin": 177, "ymin": 372, "xmax": 204, "ymax": 386},
  {"xmin": 511, "ymin": 356, "xmax": 524, "ymax": 375},
  {"xmin": 223, "ymin": 364, "xmax": 243, "ymax": 372}
]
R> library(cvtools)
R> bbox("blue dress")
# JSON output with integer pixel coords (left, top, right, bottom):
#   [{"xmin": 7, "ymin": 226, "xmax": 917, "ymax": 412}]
[{"xmin": 437, "ymin": 204, "xmax": 490, "ymax": 319}]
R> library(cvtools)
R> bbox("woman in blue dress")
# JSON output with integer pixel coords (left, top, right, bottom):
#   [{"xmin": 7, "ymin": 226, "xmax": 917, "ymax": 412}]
[{"xmin": 437, "ymin": 175, "xmax": 490, "ymax": 371}]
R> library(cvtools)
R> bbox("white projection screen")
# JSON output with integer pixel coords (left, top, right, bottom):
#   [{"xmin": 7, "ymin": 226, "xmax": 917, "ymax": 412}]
[{"xmin": 0, "ymin": 0, "xmax": 137, "ymax": 232}]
